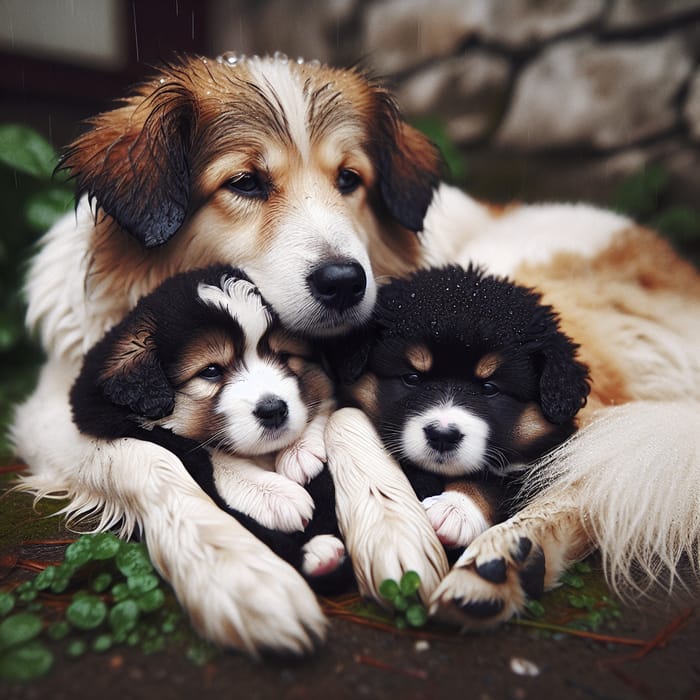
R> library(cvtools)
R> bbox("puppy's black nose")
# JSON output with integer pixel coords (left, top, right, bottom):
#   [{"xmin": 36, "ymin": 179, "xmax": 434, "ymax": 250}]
[
  {"xmin": 307, "ymin": 262, "xmax": 366, "ymax": 312},
  {"xmin": 424, "ymin": 423, "xmax": 463, "ymax": 453},
  {"xmin": 253, "ymin": 395, "xmax": 289, "ymax": 430}
]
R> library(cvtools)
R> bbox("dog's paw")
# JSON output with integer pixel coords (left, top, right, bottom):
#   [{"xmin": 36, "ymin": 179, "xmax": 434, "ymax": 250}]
[
  {"xmin": 429, "ymin": 521, "xmax": 546, "ymax": 627},
  {"xmin": 174, "ymin": 520, "xmax": 327, "ymax": 655},
  {"xmin": 422, "ymin": 491, "xmax": 490, "ymax": 548},
  {"xmin": 301, "ymin": 535, "xmax": 346, "ymax": 577},
  {"xmin": 276, "ymin": 438, "xmax": 326, "ymax": 485}
]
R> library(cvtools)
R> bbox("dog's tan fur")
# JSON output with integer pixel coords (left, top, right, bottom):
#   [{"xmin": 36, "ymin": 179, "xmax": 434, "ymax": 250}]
[{"xmin": 12, "ymin": 54, "xmax": 442, "ymax": 655}]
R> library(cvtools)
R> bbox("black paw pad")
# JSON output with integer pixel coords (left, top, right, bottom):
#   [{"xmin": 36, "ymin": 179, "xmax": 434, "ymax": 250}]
[
  {"xmin": 511, "ymin": 537, "xmax": 532, "ymax": 563},
  {"xmin": 476, "ymin": 557, "xmax": 507, "ymax": 584},
  {"xmin": 458, "ymin": 599, "xmax": 505, "ymax": 619},
  {"xmin": 518, "ymin": 546, "xmax": 545, "ymax": 600}
]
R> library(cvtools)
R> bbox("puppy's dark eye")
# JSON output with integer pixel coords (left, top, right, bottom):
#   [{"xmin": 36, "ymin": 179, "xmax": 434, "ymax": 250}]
[
  {"xmin": 225, "ymin": 172, "xmax": 267, "ymax": 199},
  {"xmin": 198, "ymin": 365, "xmax": 224, "ymax": 381},
  {"xmin": 482, "ymin": 381, "xmax": 500, "ymax": 397},
  {"xmin": 337, "ymin": 168, "xmax": 362, "ymax": 195},
  {"xmin": 402, "ymin": 372, "xmax": 421, "ymax": 387}
]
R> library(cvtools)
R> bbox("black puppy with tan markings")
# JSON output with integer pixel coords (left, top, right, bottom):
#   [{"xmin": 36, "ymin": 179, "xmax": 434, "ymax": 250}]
[
  {"xmin": 70, "ymin": 265, "xmax": 350, "ymax": 590},
  {"xmin": 331, "ymin": 265, "xmax": 590, "ymax": 586}
]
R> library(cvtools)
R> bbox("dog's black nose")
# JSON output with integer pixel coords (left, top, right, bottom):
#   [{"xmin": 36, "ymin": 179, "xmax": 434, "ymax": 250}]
[
  {"xmin": 307, "ymin": 262, "xmax": 366, "ymax": 312},
  {"xmin": 424, "ymin": 423, "xmax": 463, "ymax": 453},
  {"xmin": 253, "ymin": 395, "xmax": 289, "ymax": 430}
]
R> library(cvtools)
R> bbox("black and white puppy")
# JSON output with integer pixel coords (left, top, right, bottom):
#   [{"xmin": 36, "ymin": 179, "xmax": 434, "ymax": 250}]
[
  {"xmin": 330, "ymin": 265, "xmax": 590, "ymax": 551},
  {"xmin": 70, "ymin": 265, "xmax": 348, "ymax": 589}
]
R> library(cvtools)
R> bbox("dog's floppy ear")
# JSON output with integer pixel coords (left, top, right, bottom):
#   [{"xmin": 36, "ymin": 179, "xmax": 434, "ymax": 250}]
[
  {"xmin": 371, "ymin": 92, "xmax": 442, "ymax": 233},
  {"xmin": 536, "ymin": 332, "xmax": 590, "ymax": 425},
  {"xmin": 60, "ymin": 69, "xmax": 195, "ymax": 248}
]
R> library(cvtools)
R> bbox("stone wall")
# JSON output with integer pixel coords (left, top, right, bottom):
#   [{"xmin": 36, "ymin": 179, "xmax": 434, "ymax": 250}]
[{"xmin": 208, "ymin": 0, "xmax": 700, "ymax": 209}]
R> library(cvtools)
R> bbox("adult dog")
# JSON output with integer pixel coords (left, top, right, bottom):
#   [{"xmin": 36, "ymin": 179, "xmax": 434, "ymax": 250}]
[
  {"xmin": 11, "ymin": 53, "xmax": 445, "ymax": 655},
  {"xmin": 12, "ymin": 52, "xmax": 700, "ymax": 650}
]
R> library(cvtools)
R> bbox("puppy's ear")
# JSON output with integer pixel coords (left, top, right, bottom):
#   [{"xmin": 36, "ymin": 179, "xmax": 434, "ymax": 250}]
[
  {"xmin": 61, "ymin": 69, "xmax": 194, "ymax": 248},
  {"xmin": 537, "ymin": 335, "xmax": 590, "ymax": 425},
  {"xmin": 372, "ymin": 92, "xmax": 442, "ymax": 233},
  {"xmin": 100, "ymin": 345, "xmax": 175, "ymax": 420}
]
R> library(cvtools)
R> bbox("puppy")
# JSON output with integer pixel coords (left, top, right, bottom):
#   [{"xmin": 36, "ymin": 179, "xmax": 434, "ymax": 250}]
[
  {"xmin": 12, "ymin": 53, "xmax": 443, "ymax": 654},
  {"xmin": 69, "ymin": 265, "xmax": 350, "ymax": 590},
  {"xmin": 330, "ymin": 265, "xmax": 589, "ymax": 555}
]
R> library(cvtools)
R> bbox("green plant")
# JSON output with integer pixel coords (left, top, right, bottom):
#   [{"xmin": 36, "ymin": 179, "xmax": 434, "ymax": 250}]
[
  {"xmin": 0, "ymin": 533, "xmax": 215, "ymax": 682},
  {"xmin": 0, "ymin": 124, "xmax": 75, "ymax": 459},
  {"xmin": 520, "ymin": 560, "xmax": 622, "ymax": 634},
  {"xmin": 378, "ymin": 571, "xmax": 428, "ymax": 629}
]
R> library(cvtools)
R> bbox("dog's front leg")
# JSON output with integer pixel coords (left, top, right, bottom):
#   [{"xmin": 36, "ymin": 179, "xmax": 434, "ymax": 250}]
[
  {"xmin": 12, "ymin": 358, "xmax": 326, "ymax": 655},
  {"xmin": 275, "ymin": 399, "xmax": 335, "ymax": 485},
  {"xmin": 325, "ymin": 407, "xmax": 449, "ymax": 604},
  {"xmin": 429, "ymin": 488, "xmax": 594, "ymax": 626}
]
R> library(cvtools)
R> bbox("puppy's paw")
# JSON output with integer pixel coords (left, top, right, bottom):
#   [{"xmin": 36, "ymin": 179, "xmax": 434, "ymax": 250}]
[
  {"xmin": 275, "ymin": 439, "xmax": 325, "ymax": 485},
  {"xmin": 221, "ymin": 472, "xmax": 315, "ymax": 533},
  {"xmin": 422, "ymin": 491, "xmax": 490, "ymax": 548},
  {"xmin": 301, "ymin": 535, "xmax": 346, "ymax": 577},
  {"xmin": 429, "ymin": 521, "xmax": 546, "ymax": 627}
]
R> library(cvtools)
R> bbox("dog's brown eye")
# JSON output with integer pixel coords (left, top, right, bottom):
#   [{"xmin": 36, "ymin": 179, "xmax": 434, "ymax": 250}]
[
  {"xmin": 482, "ymin": 381, "xmax": 500, "ymax": 397},
  {"xmin": 402, "ymin": 372, "xmax": 421, "ymax": 387},
  {"xmin": 225, "ymin": 172, "xmax": 267, "ymax": 199},
  {"xmin": 337, "ymin": 168, "xmax": 362, "ymax": 195},
  {"xmin": 198, "ymin": 365, "xmax": 224, "ymax": 381}
]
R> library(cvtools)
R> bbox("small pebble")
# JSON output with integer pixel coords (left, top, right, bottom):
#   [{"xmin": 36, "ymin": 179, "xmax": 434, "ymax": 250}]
[{"xmin": 509, "ymin": 657, "xmax": 540, "ymax": 677}]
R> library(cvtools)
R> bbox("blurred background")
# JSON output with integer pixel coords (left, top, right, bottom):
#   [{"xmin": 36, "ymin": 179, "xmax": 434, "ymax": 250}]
[{"xmin": 1, "ymin": 0, "xmax": 700, "ymax": 451}]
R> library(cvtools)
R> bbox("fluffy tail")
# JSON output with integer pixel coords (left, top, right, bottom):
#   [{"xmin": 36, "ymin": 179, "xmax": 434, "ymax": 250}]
[{"xmin": 524, "ymin": 400, "xmax": 700, "ymax": 596}]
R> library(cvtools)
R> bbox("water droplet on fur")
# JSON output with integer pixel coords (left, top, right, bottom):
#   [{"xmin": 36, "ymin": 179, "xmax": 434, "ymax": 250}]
[
  {"xmin": 296, "ymin": 56, "xmax": 305, "ymax": 64},
  {"xmin": 308, "ymin": 59, "xmax": 321, "ymax": 68},
  {"xmin": 274, "ymin": 51, "xmax": 289, "ymax": 64}
]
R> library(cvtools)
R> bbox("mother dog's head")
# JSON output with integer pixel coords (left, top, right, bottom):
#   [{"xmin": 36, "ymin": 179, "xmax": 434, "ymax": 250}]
[{"xmin": 62, "ymin": 53, "xmax": 442, "ymax": 336}]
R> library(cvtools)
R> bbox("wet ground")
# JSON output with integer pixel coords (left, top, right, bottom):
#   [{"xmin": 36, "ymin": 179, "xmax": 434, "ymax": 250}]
[{"xmin": 2, "ymin": 463, "xmax": 699, "ymax": 700}]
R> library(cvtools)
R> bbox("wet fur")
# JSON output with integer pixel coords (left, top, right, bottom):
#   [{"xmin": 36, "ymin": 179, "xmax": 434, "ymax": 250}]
[
  {"xmin": 70, "ymin": 265, "xmax": 349, "ymax": 592},
  {"xmin": 11, "ymin": 53, "xmax": 441, "ymax": 654},
  {"xmin": 329, "ymin": 265, "xmax": 589, "ymax": 555}
]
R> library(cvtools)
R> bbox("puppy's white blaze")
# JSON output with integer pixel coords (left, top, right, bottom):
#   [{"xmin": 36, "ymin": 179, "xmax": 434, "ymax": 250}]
[
  {"xmin": 197, "ymin": 277, "xmax": 272, "ymax": 346},
  {"xmin": 217, "ymin": 359, "xmax": 308, "ymax": 455},
  {"xmin": 402, "ymin": 405, "xmax": 489, "ymax": 476}
]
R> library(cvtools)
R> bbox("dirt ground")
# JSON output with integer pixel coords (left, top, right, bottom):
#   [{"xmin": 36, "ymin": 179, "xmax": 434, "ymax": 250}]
[
  {"xmin": 2, "ymin": 465, "xmax": 699, "ymax": 700},
  {"xmin": 4, "ymin": 599, "xmax": 700, "ymax": 700}
]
